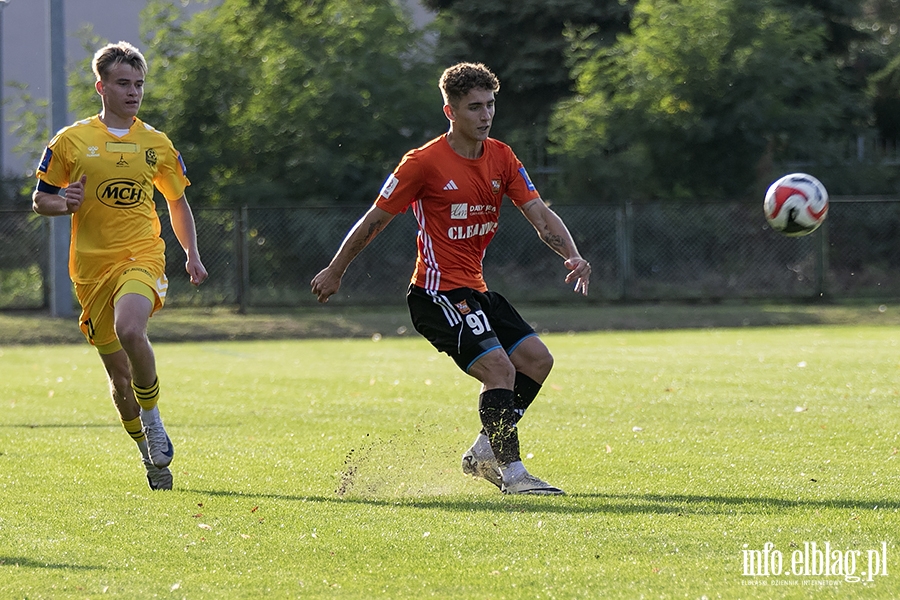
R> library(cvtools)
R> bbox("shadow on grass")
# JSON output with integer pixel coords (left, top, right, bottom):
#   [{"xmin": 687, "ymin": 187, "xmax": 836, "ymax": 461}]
[
  {"xmin": 0, "ymin": 555, "xmax": 104, "ymax": 570},
  {"xmin": 580, "ymin": 492, "xmax": 900, "ymax": 513},
  {"xmin": 188, "ymin": 488, "xmax": 900, "ymax": 515},
  {"xmin": 0, "ymin": 424, "xmax": 114, "ymax": 429}
]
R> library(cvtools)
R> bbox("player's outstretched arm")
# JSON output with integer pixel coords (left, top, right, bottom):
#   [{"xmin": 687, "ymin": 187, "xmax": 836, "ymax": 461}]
[
  {"xmin": 311, "ymin": 205, "xmax": 395, "ymax": 303},
  {"xmin": 519, "ymin": 198, "xmax": 591, "ymax": 296},
  {"xmin": 168, "ymin": 194, "xmax": 208, "ymax": 286}
]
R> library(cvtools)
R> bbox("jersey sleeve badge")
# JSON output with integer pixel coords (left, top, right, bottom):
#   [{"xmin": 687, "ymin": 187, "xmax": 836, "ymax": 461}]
[
  {"xmin": 37, "ymin": 148, "xmax": 53, "ymax": 174},
  {"xmin": 380, "ymin": 173, "xmax": 399, "ymax": 199},
  {"xmin": 518, "ymin": 167, "xmax": 536, "ymax": 192}
]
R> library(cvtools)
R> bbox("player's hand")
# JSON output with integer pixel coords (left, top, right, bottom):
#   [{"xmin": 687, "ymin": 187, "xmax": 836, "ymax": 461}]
[
  {"xmin": 186, "ymin": 256, "xmax": 208, "ymax": 286},
  {"xmin": 564, "ymin": 257, "xmax": 591, "ymax": 296},
  {"xmin": 311, "ymin": 266, "xmax": 342, "ymax": 303},
  {"xmin": 65, "ymin": 175, "xmax": 87, "ymax": 214}
]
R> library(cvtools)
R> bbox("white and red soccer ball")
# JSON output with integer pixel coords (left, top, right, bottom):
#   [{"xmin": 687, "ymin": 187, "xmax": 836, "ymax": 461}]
[{"xmin": 763, "ymin": 173, "xmax": 829, "ymax": 237}]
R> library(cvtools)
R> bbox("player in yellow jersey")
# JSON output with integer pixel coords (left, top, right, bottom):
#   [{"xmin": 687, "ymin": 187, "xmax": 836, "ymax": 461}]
[{"xmin": 32, "ymin": 41, "xmax": 207, "ymax": 490}]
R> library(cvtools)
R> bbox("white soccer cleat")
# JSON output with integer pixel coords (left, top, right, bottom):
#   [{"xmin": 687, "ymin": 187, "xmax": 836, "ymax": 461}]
[
  {"xmin": 143, "ymin": 458, "xmax": 173, "ymax": 490},
  {"xmin": 142, "ymin": 411, "xmax": 175, "ymax": 468},
  {"xmin": 501, "ymin": 472, "xmax": 565, "ymax": 495},
  {"xmin": 461, "ymin": 449, "xmax": 503, "ymax": 489}
]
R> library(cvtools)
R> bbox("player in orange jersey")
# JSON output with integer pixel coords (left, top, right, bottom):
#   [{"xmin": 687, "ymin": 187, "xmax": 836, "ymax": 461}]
[
  {"xmin": 312, "ymin": 62, "xmax": 590, "ymax": 494},
  {"xmin": 33, "ymin": 41, "xmax": 207, "ymax": 490}
]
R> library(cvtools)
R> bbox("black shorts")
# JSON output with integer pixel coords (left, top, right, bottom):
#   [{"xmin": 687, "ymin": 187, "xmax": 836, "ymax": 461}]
[{"xmin": 407, "ymin": 285, "xmax": 537, "ymax": 373}]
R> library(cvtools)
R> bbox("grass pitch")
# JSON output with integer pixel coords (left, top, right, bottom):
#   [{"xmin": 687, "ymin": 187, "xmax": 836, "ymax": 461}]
[{"xmin": 1, "ymin": 325, "xmax": 898, "ymax": 598}]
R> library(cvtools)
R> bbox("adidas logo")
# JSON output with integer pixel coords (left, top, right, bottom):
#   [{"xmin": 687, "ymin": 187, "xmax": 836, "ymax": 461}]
[{"xmin": 443, "ymin": 180, "xmax": 459, "ymax": 191}]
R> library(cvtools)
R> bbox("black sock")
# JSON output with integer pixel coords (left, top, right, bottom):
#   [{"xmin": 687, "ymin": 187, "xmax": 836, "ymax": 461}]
[
  {"xmin": 479, "ymin": 372, "xmax": 543, "ymax": 437},
  {"xmin": 478, "ymin": 388, "xmax": 520, "ymax": 465},
  {"xmin": 513, "ymin": 372, "xmax": 542, "ymax": 422}
]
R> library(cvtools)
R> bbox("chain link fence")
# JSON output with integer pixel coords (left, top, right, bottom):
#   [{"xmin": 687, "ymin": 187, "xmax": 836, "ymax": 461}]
[
  {"xmin": 2, "ymin": 198, "xmax": 899, "ymax": 311},
  {"xmin": 0, "ymin": 210, "xmax": 48, "ymax": 308}
]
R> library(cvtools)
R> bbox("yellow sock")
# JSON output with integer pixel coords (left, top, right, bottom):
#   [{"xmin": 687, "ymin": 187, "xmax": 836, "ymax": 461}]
[
  {"xmin": 121, "ymin": 415, "xmax": 146, "ymax": 443},
  {"xmin": 132, "ymin": 378, "xmax": 160, "ymax": 411}
]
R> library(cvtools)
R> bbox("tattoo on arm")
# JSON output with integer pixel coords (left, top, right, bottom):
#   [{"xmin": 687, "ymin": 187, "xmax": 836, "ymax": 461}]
[
  {"xmin": 348, "ymin": 216, "xmax": 388, "ymax": 255},
  {"xmin": 365, "ymin": 219, "xmax": 385, "ymax": 242},
  {"xmin": 525, "ymin": 201, "xmax": 571, "ymax": 256},
  {"xmin": 542, "ymin": 232, "xmax": 566, "ymax": 251},
  {"xmin": 348, "ymin": 238, "xmax": 368, "ymax": 255},
  {"xmin": 543, "ymin": 233, "xmax": 564, "ymax": 248}
]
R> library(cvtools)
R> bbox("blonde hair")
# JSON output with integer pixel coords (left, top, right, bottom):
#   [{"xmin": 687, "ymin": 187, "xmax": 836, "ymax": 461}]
[{"xmin": 92, "ymin": 41, "xmax": 148, "ymax": 81}]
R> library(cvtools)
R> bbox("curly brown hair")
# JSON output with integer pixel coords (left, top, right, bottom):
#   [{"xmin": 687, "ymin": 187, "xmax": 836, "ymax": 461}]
[{"xmin": 439, "ymin": 63, "xmax": 500, "ymax": 106}]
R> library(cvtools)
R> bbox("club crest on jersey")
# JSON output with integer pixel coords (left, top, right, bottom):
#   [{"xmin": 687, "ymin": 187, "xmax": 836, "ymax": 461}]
[
  {"xmin": 454, "ymin": 300, "xmax": 471, "ymax": 315},
  {"xmin": 145, "ymin": 148, "xmax": 158, "ymax": 168},
  {"xmin": 491, "ymin": 179, "xmax": 501, "ymax": 194},
  {"xmin": 450, "ymin": 203, "xmax": 468, "ymax": 219}
]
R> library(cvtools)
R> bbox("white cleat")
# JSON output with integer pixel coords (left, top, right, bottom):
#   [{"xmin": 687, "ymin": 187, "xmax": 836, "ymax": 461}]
[
  {"xmin": 143, "ymin": 412, "xmax": 175, "ymax": 468},
  {"xmin": 143, "ymin": 458, "xmax": 173, "ymax": 490},
  {"xmin": 461, "ymin": 448, "xmax": 503, "ymax": 489},
  {"xmin": 501, "ymin": 472, "xmax": 565, "ymax": 495}
]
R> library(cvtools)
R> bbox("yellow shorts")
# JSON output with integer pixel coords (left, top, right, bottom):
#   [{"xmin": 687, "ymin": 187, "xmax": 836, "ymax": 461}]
[{"xmin": 74, "ymin": 260, "xmax": 168, "ymax": 354}]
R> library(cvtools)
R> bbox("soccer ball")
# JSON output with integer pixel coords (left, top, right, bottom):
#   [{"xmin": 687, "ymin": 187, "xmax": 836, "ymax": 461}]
[{"xmin": 763, "ymin": 173, "xmax": 829, "ymax": 237}]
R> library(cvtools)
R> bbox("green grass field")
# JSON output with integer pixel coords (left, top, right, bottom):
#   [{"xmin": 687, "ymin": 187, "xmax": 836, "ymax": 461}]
[{"xmin": 1, "ymin": 325, "xmax": 898, "ymax": 598}]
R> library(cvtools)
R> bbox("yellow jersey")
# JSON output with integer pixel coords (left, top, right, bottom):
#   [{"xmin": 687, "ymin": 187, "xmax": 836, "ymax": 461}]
[{"xmin": 36, "ymin": 115, "xmax": 190, "ymax": 284}]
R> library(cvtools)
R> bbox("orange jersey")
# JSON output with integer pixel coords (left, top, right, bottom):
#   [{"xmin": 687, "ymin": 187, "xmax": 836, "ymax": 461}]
[{"xmin": 376, "ymin": 135, "xmax": 540, "ymax": 292}]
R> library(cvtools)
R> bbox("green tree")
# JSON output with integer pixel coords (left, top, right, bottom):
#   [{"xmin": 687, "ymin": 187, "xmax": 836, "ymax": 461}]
[
  {"xmin": 550, "ymin": 0, "xmax": 860, "ymax": 201},
  {"xmin": 67, "ymin": 26, "xmax": 112, "ymax": 120},
  {"xmin": 860, "ymin": 0, "xmax": 900, "ymax": 144},
  {"xmin": 130, "ymin": 0, "xmax": 441, "ymax": 206},
  {"xmin": 421, "ymin": 0, "xmax": 632, "ymax": 172},
  {"xmin": 870, "ymin": 56, "xmax": 900, "ymax": 143},
  {"xmin": 7, "ymin": 82, "xmax": 49, "ymax": 178}
]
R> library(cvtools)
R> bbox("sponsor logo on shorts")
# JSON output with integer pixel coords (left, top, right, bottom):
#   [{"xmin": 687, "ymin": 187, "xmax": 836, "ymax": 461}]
[{"xmin": 124, "ymin": 266, "xmax": 154, "ymax": 279}]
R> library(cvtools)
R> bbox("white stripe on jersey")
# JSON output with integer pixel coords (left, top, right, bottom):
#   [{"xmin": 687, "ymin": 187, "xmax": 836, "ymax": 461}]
[{"xmin": 412, "ymin": 200, "xmax": 441, "ymax": 292}]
